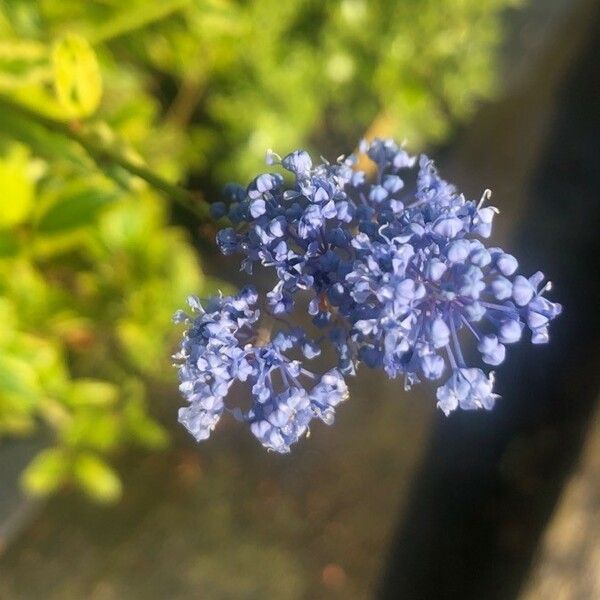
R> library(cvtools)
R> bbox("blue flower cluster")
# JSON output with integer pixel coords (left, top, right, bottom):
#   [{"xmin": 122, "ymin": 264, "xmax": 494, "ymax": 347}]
[
  {"xmin": 174, "ymin": 138, "xmax": 561, "ymax": 450},
  {"xmin": 173, "ymin": 288, "xmax": 348, "ymax": 452}
]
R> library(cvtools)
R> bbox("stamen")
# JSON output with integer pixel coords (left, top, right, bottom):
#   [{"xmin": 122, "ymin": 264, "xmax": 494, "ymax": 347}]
[
  {"xmin": 460, "ymin": 314, "xmax": 481, "ymax": 340},
  {"xmin": 265, "ymin": 149, "xmax": 281, "ymax": 164},
  {"xmin": 378, "ymin": 223, "xmax": 392, "ymax": 243},
  {"xmin": 449, "ymin": 312, "xmax": 466, "ymax": 367},
  {"xmin": 480, "ymin": 301, "xmax": 517, "ymax": 314},
  {"xmin": 445, "ymin": 344, "xmax": 458, "ymax": 370},
  {"xmin": 300, "ymin": 368, "xmax": 317, "ymax": 380},
  {"xmin": 478, "ymin": 188, "xmax": 492, "ymax": 209}
]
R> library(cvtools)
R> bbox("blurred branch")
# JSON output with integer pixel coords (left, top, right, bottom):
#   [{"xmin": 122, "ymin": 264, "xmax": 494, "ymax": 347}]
[
  {"xmin": 166, "ymin": 75, "xmax": 206, "ymax": 128},
  {"xmin": 0, "ymin": 94, "xmax": 211, "ymax": 220}
]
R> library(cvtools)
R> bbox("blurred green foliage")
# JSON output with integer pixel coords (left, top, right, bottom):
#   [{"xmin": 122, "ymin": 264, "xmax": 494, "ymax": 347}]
[
  {"xmin": 0, "ymin": 24, "xmax": 206, "ymax": 500},
  {"xmin": 0, "ymin": 0, "xmax": 518, "ymax": 501},
  {"xmin": 0, "ymin": 152, "xmax": 205, "ymax": 500}
]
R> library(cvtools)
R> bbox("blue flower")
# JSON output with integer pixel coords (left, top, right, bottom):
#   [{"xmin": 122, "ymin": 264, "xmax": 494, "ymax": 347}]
[
  {"xmin": 436, "ymin": 368, "xmax": 498, "ymax": 416},
  {"xmin": 173, "ymin": 288, "xmax": 348, "ymax": 451},
  {"xmin": 282, "ymin": 150, "xmax": 313, "ymax": 176},
  {"xmin": 249, "ymin": 386, "xmax": 313, "ymax": 453},
  {"xmin": 176, "ymin": 137, "xmax": 562, "ymax": 450}
]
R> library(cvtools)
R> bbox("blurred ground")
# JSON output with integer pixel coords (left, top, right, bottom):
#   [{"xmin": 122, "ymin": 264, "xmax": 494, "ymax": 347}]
[
  {"xmin": 519, "ymin": 398, "xmax": 600, "ymax": 599},
  {"xmin": 0, "ymin": 379, "xmax": 433, "ymax": 599}
]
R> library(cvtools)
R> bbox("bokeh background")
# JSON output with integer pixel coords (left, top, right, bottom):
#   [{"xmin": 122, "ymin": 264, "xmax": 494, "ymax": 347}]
[{"xmin": 0, "ymin": 0, "xmax": 598, "ymax": 598}]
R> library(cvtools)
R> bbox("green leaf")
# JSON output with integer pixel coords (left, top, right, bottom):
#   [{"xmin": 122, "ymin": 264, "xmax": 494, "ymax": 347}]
[
  {"xmin": 0, "ymin": 144, "xmax": 35, "ymax": 229},
  {"xmin": 37, "ymin": 182, "xmax": 118, "ymax": 234},
  {"xmin": 87, "ymin": 0, "xmax": 192, "ymax": 45},
  {"xmin": 124, "ymin": 392, "xmax": 168, "ymax": 449},
  {"xmin": 0, "ymin": 353, "xmax": 41, "ymax": 401},
  {"xmin": 67, "ymin": 379, "xmax": 119, "ymax": 407},
  {"xmin": 0, "ymin": 231, "xmax": 20, "ymax": 257},
  {"xmin": 73, "ymin": 452, "xmax": 122, "ymax": 503},
  {"xmin": 52, "ymin": 34, "xmax": 102, "ymax": 117},
  {"xmin": 0, "ymin": 40, "xmax": 47, "ymax": 61},
  {"xmin": 127, "ymin": 414, "xmax": 168, "ymax": 449},
  {"xmin": 22, "ymin": 448, "xmax": 69, "ymax": 495},
  {"xmin": 62, "ymin": 412, "xmax": 120, "ymax": 452}
]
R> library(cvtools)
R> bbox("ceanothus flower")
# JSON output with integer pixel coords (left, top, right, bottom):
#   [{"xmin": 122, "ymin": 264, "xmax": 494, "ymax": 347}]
[
  {"xmin": 175, "ymin": 138, "xmax": 561, "ymax": 451},
  {"xmin": 173, "ymin": 287, "xmax": 348, "ymax": 452}
]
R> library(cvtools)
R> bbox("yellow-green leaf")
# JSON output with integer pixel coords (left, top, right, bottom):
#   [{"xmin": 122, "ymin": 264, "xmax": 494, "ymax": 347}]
[
  {"xmin": 124, "ymin": 395, "xmax": 168, "ymax": 449},
  {"xmin": 0, "ymin": 145, "xmax": 35, "ymax": 229},
  {"xmin": 36, "ymin": 182, "xmax": 118, "ymax": 234},
  {"xmin": 22, "ymin": 448, "xmax": 69, "ymax": 495},
  {"xmin": 62, "ymin": 412, "xmax": 120, "ymax": 452},
  {"xmin": 0, "ymin": 231, "xmax": 20, "ymax": 257},
  {"xmin": 52, "ymin": 34, "xmax": 102, "ymax": 117},
  {"xmin": 68, "ymin": 379, "xmax": 119, "ymax": 407},
  {"xmin": 0, "ymin": 353, "xmax": 41, "ymax": 401},
  {"xmin": 74, "ymin": 452, "xmax": 122, "ymax": 503}
]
